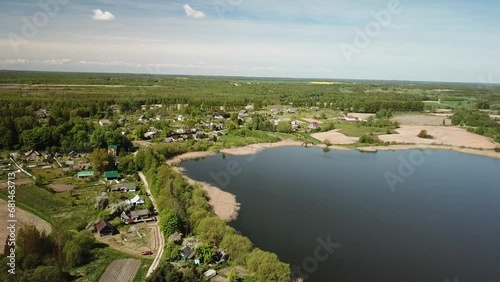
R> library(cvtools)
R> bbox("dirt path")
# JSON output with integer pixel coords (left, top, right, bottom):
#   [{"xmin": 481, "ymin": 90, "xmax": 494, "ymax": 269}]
[
  {"xmin": 138, "ymin": 172, "xmax": 164, "ymax": 279},
  {"xmin": 0, "ymin": 199, "xmax": 52, "ymax": 254}
]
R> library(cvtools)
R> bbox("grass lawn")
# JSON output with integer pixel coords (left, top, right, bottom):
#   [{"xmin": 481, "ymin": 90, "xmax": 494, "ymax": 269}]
[{"xmin": 442, "ymin": 100, "xmax": 476, "ymax": 109}]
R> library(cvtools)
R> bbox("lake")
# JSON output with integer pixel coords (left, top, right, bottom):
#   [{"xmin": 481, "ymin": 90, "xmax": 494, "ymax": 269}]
[{"xmin": 182, "ymin": 147, "xmax": 500, "ymax": 282}]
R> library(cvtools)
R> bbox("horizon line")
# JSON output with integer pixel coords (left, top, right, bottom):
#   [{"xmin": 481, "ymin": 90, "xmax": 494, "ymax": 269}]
[{"xmin": 0, "ymin": 69, "xmax": 498, "ymax": 86}]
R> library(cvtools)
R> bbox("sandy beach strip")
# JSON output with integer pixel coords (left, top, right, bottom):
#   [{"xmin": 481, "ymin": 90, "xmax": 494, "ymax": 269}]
[
  {"xmin": 166, "ymin": 151, "xmax": 216, "ymax": 166},
  {"xmin": 357, "ymin": 144, "xmax": 500, "ymax": 159},
  {"xmin": 172, "ymin": 167, "xmax": 240, "ymax": 222},
  {"xmin": 220, "ymin": 140, "xmax": 304, "ymax": 156}
]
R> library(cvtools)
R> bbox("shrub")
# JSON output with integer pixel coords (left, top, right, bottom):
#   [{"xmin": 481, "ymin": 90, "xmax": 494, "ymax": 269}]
[
  {"xmin": 358, "ymin": 134, "xmax": 382, "ymax": 144},
  {"xmin": 494, "ymin": 147, "xmax": 500, "ymax": 153},
  {"xmin": 417, "ymin": 130, "xmax": 433, "ymax": 139}
]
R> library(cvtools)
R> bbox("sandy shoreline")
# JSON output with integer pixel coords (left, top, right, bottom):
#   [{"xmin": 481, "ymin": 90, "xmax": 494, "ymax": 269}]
[
  {"xmin": 167, "ymin": 140, "xmax": 499, "ymax": 222},
  {"xmin": 172, "ymin": 166, "xmax": 240, "ymax": 222},
  {"xmin": 219, "ymin": 139, "xmax": 305, "ymax": 155},
  {"xmin": 166, "ymin": 151, "xmax": 216, "ymax": 166},
  {"xmin": 357, "ymin": 144, "xmax": 500, "ymax": 159}
]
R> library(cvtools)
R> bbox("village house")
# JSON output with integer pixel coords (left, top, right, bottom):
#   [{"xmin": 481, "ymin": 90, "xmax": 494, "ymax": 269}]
[
  {"xmin": 108, "ymin": 145, "xmax": 118, "ymax": 156},
  {"xmin": 138, "ymin": 115, "xmax": 148, "ymax": 123},
  {"xmin": 155, "ymin": 115, "xmax": 163, "ymax": 121},
  {"xmin": 77, "ymin": 171, "xmax": 94, "ymax": 178},
  {"xmin": 36, "ymin": 108, "xmax": 48, "ymax": 119},
  {"xmin": 345, "ymin": 114, "xmax": 359, "ymax": 122},
  {"xmin": 291, "ymin": 120, "xmax": 301, "ymax": 131},
  {"xmin": 126, "ymin": 195, "xmax": 145, "ymax": 206},
  {"xmin": 95, "ymin": 220, "xmax": 117, "ymax": 236},
  {"xmin": 104, "ymin": 170, "xmax": 120, "ymax": 180},
  {"xmin": 288, "ymin": 108, "xmax": 300, "ymax": 114},
  {"xmin": 177, "ymin": 115, "xmax": 185, "ymax": 121},
  {"xmin": 120, "ymin": 209, "xmax": 152, "ymax": 224},
  {"xmin": 110, "ymin": 183, "xmax": 137, "ymax": 193},
  {"xmin": 270, "ymin": 108, "xmax": 282, "ymax": 115},
  {"xmin": 310, "ymin": 106, "xmax": 320, "ymax": 111},
  {"xmin": 144, "ymin": 131, "xmax": 158, "ymax": 139},
  {"xmin": 309, "ymin": 121, "xmax": 321, "ymax": 130},
  {"xmin": 24, "ymin": 150, "xmax": 41, "ymax": 162},
  {"xmin": 180, "ymin": 246, "xmax": 196, "ymax": 260},
  {"xmin": 130, "ymin": 209, "xmax": 151, "ymax": 221},
  {"xmin": 99, "ymin": 119, "xmax": 112, "ymax": 126}
]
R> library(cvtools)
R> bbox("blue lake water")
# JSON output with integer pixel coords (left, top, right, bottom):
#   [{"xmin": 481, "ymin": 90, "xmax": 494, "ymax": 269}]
[{"xmin": 182, "ymin": 147, "xmax": 500, "ymax": 282}]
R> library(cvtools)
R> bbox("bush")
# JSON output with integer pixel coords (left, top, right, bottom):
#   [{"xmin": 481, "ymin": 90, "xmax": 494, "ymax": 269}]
[
  {"xmin": 417, "ymin": 130, "xmax": 433, "ymax": 139},
  {"xmin": 494, "ymin": 147, "xmax": 500, "ymax": 153},
  {"xmin": 358, "ymin": 134, "xmax": 382, "ymax": 144}
]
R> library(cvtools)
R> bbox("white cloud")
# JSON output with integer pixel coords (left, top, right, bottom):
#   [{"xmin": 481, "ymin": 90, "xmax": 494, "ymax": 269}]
[
  {"xmin": 183, "ymin": 4, "xmax": 206, "ymax": 19},
  {"xmin": 92, "ymin": 9, "xmax": 115, "ymax": 21},
  {"xmin": 1, "ymin": 59, "xmax": 72, "ymax": 65}
]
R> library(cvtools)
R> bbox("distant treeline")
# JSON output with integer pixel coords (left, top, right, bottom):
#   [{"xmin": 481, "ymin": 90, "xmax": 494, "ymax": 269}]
[{"xmin": 1, "ymin": 71, "xmax": 499, "ymax": 152}]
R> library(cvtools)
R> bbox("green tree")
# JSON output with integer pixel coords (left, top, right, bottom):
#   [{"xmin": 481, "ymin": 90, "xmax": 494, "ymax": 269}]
[
  {"xmin": 276, "ymin": 122, "xmax": 292, "ymax": 133},
  {"xmin": 417, "ymin": 130, "xmax": 433, "ymax": 139},
  {"xmin": 146, "ymin": 263, "xmax": 184, "ymax": 282},
  {"xmin": 196, "ymin": 217, "xmax": 226, "ymax": 245},
  {"xmin": 20, "ymin": 127, "xmax": 53, "ymax": 150},
  {"xmin": 159, "ymin": 210, "xmax": 182, "ymax": 237},
  {"xmin": 62, "ymin": 240, "xmax": 84, "ymax": 267},
  {"xmin": 246, "ymin": 248, "xmax": 290, "ymax": 282},
  {"xmin": 90, "ymin": 148, "xmax": 114, "ymax": 173},
  {"xmin": 195, "ymin": 243, "xmax": 215, "ymax": 264},
  {"xmin": 220, "ymin": 233, "xmax": 253, "ymax": 264},
  {"xmin": 30, "ymin": 266, "xmax": 70, "ymax": 282}
]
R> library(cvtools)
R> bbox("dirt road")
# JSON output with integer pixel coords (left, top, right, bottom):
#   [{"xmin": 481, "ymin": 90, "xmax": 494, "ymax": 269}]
[{"xmin": 138, "ymin": 172, "xmax": 164, "ymax": 278}]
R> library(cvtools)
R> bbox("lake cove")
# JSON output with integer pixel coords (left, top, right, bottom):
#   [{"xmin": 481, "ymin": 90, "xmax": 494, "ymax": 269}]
[{"xmin": 182, "ymin": 147, "xmax": 500, "ymax": 282}]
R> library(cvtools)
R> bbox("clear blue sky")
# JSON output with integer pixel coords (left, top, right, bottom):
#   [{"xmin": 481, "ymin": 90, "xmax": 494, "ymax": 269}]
[{"xmin": 0, "ymin": 0, "xmax": 498, "ymax": 82}]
